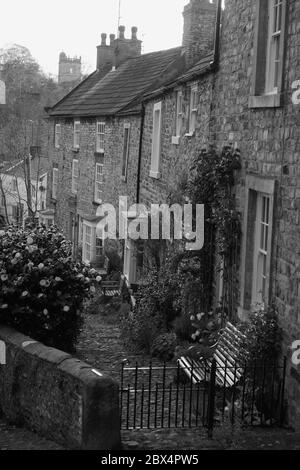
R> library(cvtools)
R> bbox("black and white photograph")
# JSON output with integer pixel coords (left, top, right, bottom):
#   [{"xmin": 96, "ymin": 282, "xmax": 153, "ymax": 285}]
[{"xmin": 0, "ymin": 0, "xmax": 299, "ymax": 456}]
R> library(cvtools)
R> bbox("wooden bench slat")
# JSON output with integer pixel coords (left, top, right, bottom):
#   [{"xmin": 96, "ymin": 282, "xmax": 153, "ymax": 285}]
[{"xmin": 179, "ymin": 321, "xmax": 245, "ymax": 388}]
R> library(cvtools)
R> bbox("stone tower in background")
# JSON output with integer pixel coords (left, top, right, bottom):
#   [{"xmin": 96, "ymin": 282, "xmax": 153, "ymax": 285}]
[{"xmin": 58, "ymin": 52, "xmax": 81, "ymax": 85}]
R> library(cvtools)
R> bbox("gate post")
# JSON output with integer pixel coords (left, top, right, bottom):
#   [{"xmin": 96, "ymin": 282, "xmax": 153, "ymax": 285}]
[{"xmin": 207, "ymin": 359, "xmax": 217, "ymax": 438}]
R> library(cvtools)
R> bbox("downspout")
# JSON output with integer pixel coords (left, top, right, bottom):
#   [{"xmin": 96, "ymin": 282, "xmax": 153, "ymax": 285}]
[
  {"xmin": 136, "ymin": 102, "xmax": 145, "ymax": 204},
  {"xmin": 210, "ymin": 0, "xmax": 222, "ymax": 72}
]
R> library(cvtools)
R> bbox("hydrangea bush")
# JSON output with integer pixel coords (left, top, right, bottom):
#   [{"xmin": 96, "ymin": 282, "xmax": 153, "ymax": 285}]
[{"xmin": 0, "ymin": 225, "xmax": 101, "ymax": 352}]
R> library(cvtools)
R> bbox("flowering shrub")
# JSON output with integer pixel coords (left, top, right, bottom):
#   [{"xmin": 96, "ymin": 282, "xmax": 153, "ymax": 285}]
[
  {"xmin": 0, "ymin": 225, "xmax": 100, "ymax": 352},
  {"xmin": 186, "ymin": 307, "xmax": 225, "ymax": 360}
]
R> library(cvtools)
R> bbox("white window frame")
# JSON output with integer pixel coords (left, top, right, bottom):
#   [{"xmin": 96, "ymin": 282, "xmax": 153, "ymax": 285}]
[
  {"xmin": 82, "ymin": 220, "xmax": 104, "ymax": 265},
  {"xmin": 187, "ymin": 84, "xmax": 198, "ymax": 136},
  {"xmin": 238, "ymin": 176, "xmax": 276, "ymax": 319},
  {"xmin": 52, "ymin": 168, "xmax": 58, "ymax": 200},
  {"xmin": 252, "ymin": 193, "xmax": 271, "ymax": 307},
  {"xmin": 150, "ymin": 101, "xmax": 162, "ymax": 179},
  {"xmin": 11, "ymin": 177, "xmax": 18, "ymax": 192},
  {"xmin": 265, "ymin": 0, "xmax": 283, "ymax": 94},
  {"xmin": 122, "ymin": 123, "xmax": 130, "ymax": 181},
  {"xmin": 73, "ymin": 120, "xmax": 80, "ymax": 149},
  {"xmin": 72, "ymin": 159, "xmax": 79, "ymax": 194},
  {"xmin": 55, "ymin": 123, "xmax": 61, "ymax": 149},
  {"xmin": 94, "ymin": 163, "xmax": 104, "ymax": 203},
  {"xmin": 82, "ymin": 223, "xmax": 93, "ymax": 264},
  {"xmin": 96, "ymin": 121, "xmax": 105, "ymax": 153}
]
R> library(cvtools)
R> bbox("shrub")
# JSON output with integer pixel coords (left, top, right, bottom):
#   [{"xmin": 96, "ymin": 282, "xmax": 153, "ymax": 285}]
[
  {"xmin": 0, "ymin": 225, "xmax": 99, "ymax": 352},
  {"xmin": 150, "ymin": 332, "xmax": 177, "ymax": 361},
  {"xmin": 239, "ymin": 304, "xmax": 282, "ymax": 365}
]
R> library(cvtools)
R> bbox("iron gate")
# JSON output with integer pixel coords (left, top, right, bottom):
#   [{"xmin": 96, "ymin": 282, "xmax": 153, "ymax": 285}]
[{"xmin": 119, "ymin": 358, "xmax": 287, "ymax": 436}]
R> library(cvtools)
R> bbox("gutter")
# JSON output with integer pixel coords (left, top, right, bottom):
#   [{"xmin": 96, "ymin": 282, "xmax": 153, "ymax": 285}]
[
  {"xmin": 136, "ymin": 102, "xmax": 145, "ymax": 204},
  {"xmin": 210, "ymin": 0, "xmax": 222, "ymax": 72}
]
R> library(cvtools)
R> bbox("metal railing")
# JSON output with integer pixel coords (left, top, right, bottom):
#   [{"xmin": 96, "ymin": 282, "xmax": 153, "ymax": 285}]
[{"xmin": 119, "ymin": 358, "xmax": 287, "ymax": 437}]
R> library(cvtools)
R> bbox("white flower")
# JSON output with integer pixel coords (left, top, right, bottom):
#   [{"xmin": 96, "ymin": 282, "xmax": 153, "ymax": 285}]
[
  {"xmin": 96, "ymin": 276, "xmax": 102, "ymax": 283},
  {"xmin": 15, "ymin": 252, "xmax": 21, "ymax": 259},
  {"xmin": 38, "ymin": 263, "xmax": 44, "ymax": 270},
  {"xmin": 63, "ymin": 306, "xmax": 70, "ymax": 312},
  {"xmin": 26, "ymin": 236, "xmax": 34, "ymax": 245},
  {"xmin": 197, "ymin": 313, "xmax": 205, "ymax": 321},
  {"xmin": 0, "ymin": 304, "xmax": 8, "ymax": 309},
  {"xmin": 1, "ymin": 274, "xmax": 8, "ymax": 281},
  {"xmin": 21, "ymin": 291, "xmax": 29, "ymax": 297},
  {"xmin": 190, "ymin": 315, "xmax": 195, "ymax": 321},
  {"xmin": 55, "ymin": 277, "xmax": 62, "ymax": 282},
  {"xmin": 191, "ymin": 334, "xmax": 197, "ymax": 341},
  {"xmin": 43, "ymin": 309, "xmax": 48, "ymax": 315},
  {"xmin": 90, "ymin": 285, "xmax": 96, "ymax": 293}
]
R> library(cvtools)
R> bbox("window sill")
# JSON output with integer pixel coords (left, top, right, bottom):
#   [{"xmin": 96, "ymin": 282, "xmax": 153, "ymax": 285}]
[
  {"xmin": 185, "ymin": 131, "xmax": 195, "ymax": 138},
  {"xmin": 121, "ymin": 175, "xmax": 127, "ymax": 182},
  {"xmin": 93, "ymin": 200, "xmax": 102, "ymax": 206},
  {"xmin": 72, "ymin": 147, "xmax": 79, "ymax": 153},
  {"xmin": 171, "ymin": 136, "xmax": 180, "ymax": 145},
  {"xmin": 237, "ymin": 306, "xmax": 250, "ymax": 322},
  {"xmin": 248, "ymin": 93, "xmax": 282, "ymax": 109},
  {"xmin": 149, "ymin": 170, "xmax": 161, "ymax": 180},
  {"xmin": 94, "ymin": 151, "xmax": 104, "ymax": 157}
]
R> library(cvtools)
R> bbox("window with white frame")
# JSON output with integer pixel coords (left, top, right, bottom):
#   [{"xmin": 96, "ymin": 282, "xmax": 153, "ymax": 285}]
[
  {"xmin": 122, "ymin": 124, "xmax": 130, "ymax": 180},
  {"xmin": 73, "ymin": 120, "xmax": 80, "ymax": 148},
  {"xmin": 72, "ymin": 159, "xmax": 79, "ymax": 194},
  {"xmin": 252, "ymin": 194, "xmax": 270, "ymax": 306},
  {"xmin": 96, "ymin": 122, "xmax": 105, "ymax": 153},
  {"xmin": 239, "ymin": 176, "xmax": 275, "ymax": 317},
  {"xmin": 250, "ymin": 0, "xmax": 287, "ymax": 107},
  {"xmin": 150, "ymin": 101, "xmax": 162, "ymax": 179},
  {"xmin": 176, "ymin": 90, "xmax": 183, "ymax": 137},
  {"xmin": 94, "ymin": 163, "xmax": 103, "ymax": 203},
  {"xmin": 83, "ymin": 224, "xmax": 92, "ymax": 263},
  {"xmin": 266, "ymin": 0, "xmax": 283, "ymax": 94},
  {"xmin": 11, "ymin": 178, "xmax": 17, "ymax": 192},
  {"xmin": 188, "ymin": 85, "xmax": 198, "ymax": 135},
  {"xmin": 82, "ymin": 221, "xmax": 104, "ymax": 265},
  {"xmin": 52, "ymin": 168, "xmax": 58, "ymax": 199},
  {"xmin": 55, "ymin": 124, "xmax": 61, "ymax": 148}
]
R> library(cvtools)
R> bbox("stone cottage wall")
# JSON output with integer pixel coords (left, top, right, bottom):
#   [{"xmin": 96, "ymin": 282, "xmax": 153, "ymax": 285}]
[{"xmin": 138, "ymin": 0, "xmax": 300, "ymax": 427}]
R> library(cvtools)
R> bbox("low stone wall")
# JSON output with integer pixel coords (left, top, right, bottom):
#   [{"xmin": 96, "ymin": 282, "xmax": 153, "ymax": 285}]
[{"xmin": 0, "ymin": 326, "xmax": 121, "ymax": 450}]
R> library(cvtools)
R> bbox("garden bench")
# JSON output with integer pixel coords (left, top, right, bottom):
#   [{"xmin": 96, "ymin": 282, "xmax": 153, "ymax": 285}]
[
  {"xmin": 178, "ymin": 321, "xmax": 247, "ymax": 388},
  {"xmin": 101, "ymin": 280, "xmax": 122, "ymax": 298}
]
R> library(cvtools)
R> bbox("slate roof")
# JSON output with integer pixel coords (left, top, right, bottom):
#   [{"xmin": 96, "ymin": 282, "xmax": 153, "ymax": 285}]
[
  {"xmin": 49, "ymin": 47, "xmax": 183, "ymax": 118},
  {"xmin": 142, "ymin": 53, "xmax": 215, "ymax": 102}
]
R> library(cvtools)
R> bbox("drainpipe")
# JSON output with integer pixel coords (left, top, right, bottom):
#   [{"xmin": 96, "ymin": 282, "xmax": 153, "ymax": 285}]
[
  {"xmin": 136, "ymin": 102, "xmax": 145, "ymax": 204},
  {"xmin": 210, "ymin": 0, "xmax": 222, "ymax": 72}
]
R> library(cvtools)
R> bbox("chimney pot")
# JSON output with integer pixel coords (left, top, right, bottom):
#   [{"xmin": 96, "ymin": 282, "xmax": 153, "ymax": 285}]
[
  {"xmin": 101, "ymin": 33, "xmax": 107, "ymax": 46},
  {"xmin": 119, "ymin": 25, "xmax": 125, "ymax": 39},
  {"xmin": 110, "ymin": 33, "xmax": 116, "ymax": 45},
  {"xmin": 131, "ymin": 26, "xmax": 138, "ymax": 40}
]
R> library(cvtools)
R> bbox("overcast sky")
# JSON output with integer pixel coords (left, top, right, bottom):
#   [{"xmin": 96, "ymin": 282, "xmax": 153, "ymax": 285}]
[{"xmin": 1, "ymin": 0, "xmax": 189, "ymax": 78}]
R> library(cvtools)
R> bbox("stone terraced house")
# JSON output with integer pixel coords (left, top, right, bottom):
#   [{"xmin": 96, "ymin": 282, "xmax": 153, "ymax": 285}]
[{"xmin": 45, "ymin": 0, "xmax": 300, "ymax": 428}]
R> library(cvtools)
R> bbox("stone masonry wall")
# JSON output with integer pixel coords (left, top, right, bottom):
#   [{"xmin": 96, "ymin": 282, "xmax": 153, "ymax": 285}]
[
  {"xmin": 139, "ymin": 0, "xmax": 300, "ymax": 428},
  {"xmin": 0, "ymin": 326, "xmax": 121, "ymax": 449},
  {"xmin": 47, "ymin": 114, "xmax": 141, "ymax": 236}
]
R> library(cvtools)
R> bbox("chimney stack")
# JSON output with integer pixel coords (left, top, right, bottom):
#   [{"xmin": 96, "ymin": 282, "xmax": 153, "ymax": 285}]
[
  {"xmin": 182, "ymin": 0, "xmax": 217, "ymax": 67},
  {"xmin": 131, "ymin": 26, "xmax": 138, "ymax": 40},
  {"xmin": 97, "ymin": 26, "xmax": 142, "ymax": 70},
  {"xmin": 118, "ymin": 25, "xmax": 125, "ymax": 39},
  {"xmin": 101, "ymin": 33, "xmax": 107, "ymax": 46},
  {"xmin": 110, "ymin": 34, "xmax": 116, "ymax": 46}
]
